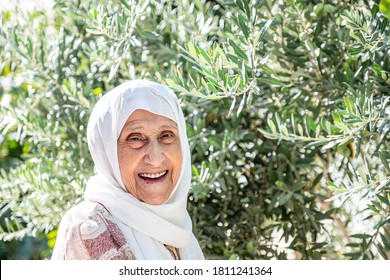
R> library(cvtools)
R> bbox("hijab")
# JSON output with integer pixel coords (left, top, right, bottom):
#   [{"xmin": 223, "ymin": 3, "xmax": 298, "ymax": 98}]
[{"xmin": 54, "ymin": 80, "xmax": 204, "ymax": 260}]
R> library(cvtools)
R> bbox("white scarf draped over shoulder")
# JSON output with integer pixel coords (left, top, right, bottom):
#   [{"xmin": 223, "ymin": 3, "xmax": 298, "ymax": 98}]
[{"xmin": 54, "ymin": 80, "xmax": 204, "ymax": 260}]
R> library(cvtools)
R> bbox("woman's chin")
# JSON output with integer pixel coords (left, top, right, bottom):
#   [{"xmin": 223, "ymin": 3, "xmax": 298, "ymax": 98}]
[
  {"xmin": 133, "ymin": 177, "xmax": 174, "ymax": 205},
  {"xmin": 141, "ymin": 194, "xmax": 169, "ymax": 205}
]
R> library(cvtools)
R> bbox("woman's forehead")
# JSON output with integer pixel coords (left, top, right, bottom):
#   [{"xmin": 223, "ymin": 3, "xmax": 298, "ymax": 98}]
[{"xmin": 122, "ymin": 109, "xmax": 178, "ymax": 130}]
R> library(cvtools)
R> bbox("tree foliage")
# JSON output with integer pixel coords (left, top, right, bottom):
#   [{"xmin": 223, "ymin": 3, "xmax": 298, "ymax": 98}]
[{"xmin": 0, "ymin": 0, "xmax": 389, "ymax": 259}]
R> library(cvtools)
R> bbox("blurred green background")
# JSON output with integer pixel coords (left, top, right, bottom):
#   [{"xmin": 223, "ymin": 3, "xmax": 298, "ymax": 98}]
[{"xmin": 0, "ymin": 0, "xmax": 389, "ymax": 259}]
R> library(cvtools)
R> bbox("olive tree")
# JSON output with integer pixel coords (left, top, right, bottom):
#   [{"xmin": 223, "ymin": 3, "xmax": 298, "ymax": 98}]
[{"xmin": 0, "ymin": 0, "xmax": 388, "ymax": 259}]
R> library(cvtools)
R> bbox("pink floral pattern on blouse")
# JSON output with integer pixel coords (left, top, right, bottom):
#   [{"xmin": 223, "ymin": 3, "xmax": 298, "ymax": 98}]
[
  {"xmin": 60, "ymin": 202, "xmax": 179, "ymax": 260},
  {"xmin": 63, "ymin": 202, "xmax": 136, "ymax": 260}
]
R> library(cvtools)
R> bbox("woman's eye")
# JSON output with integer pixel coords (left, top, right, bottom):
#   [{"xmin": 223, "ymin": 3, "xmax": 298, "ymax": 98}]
[
  {"xmin": 127, "ymin": 134, "xmax": 143, "ymax": 142},
  {"xmin": 162, "ymin": 132, "xmax": 174, "ymax": 138},
  {"xmin": 125, "ymin": 134, "xmax": 145, "ymax": 148},
  {"xmin": 162, "ymin": 133, "xmax": 172, "ymax": 138},
  {"xmin": 160, "ymin": 132, "xmax": 175, "ymax": 142}
]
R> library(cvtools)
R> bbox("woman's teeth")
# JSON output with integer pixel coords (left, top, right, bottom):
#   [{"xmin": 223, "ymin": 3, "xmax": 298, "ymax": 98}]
[{"xmin": 139, "ymin": 171, "xmax": 167, "ymax": 179}]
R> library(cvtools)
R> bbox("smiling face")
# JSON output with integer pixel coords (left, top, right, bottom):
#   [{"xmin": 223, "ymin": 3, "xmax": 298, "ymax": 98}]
[{"xmin": 117, "ymin": 109, "xmax": 182, "ymax": 205}]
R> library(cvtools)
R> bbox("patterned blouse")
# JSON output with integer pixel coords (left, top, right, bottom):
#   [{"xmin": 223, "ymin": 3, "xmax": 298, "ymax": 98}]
[{"xmin": 58, "ymin": 201, "xmax": 179, "ymax": 260}]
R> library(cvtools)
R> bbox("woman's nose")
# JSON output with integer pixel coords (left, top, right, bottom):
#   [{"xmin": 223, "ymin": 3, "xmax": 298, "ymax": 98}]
[{"xmin": 144, "ymin": 140, "xmax": 165, "ymax": 166}]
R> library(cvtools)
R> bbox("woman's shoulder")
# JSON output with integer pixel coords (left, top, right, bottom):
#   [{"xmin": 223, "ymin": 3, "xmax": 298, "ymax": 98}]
[
  {"xmin": 62, "ymin": 201, "xmax": 136, "ymax": 260},
  {"xmin": 65, "ymin": 201, "xmax": 114, "ymax": 224},
  {"xmin": 64, "ymin": 201, "xmax": 115, "ymax": 236}
]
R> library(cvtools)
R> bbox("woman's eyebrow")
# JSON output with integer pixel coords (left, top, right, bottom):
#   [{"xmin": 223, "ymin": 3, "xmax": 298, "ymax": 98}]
[
  {"xmin": 160, "ymin": 124, "xmax": 178, "ymax": 130},
  {"xmin": 123, "ymin": 124, "xmax": 144, "ymax": 131}
]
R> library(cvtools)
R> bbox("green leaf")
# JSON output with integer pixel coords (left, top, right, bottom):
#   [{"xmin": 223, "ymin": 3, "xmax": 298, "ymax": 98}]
[
  {"xmin": 338, "ymin": 135, "xmax": 353, "ymax": 147},
  {"xmin": 268, "ymin": 119, "xmax": 276, "ymax": 133},
  {"xmin": 258, "ymin": 128, "xmax": 279, "ymax": 140},
  {"xmin": 237, "ymin": 92, "xmax": 246, "ymax": 116},
  {"xmin": 297, "ymin": 124, "xmax": 304, "ymax": 136},
  {"xmin": 305, "ymin": 115, "xmax": 316, "ymax": 132},
  {"xmin": 380, "ymin": 233, "xmax": 390, "ymax": 249},
  {"xmin": 314, "ymin": 3, "xmax": 325, "ymax": 15},
  {"xmin": 279, "ymin": 192, "xmax": 292, "ymax": 206},
  {"xmin": 237, "ymin": 14, "xmax": 250, "ymax": 39},
  {"xmin": 376, "ymin": 194, "xmax": 390, "ymax": 206},
  {"xmin": 344, "ymin": 97, "xmax": 353, "ymax": 112},
  {"xmin": 334, "ymin": 122, "xmax": 348, "ymax": 132},
  {"xmin": 27, "ymin": 37, "xmax": 33, "ymax": 58},
  {"xmin": 327, "ymin": 182, "xmax": 340, "ymax": 192},
  {"xmin": 168, "ymin": 83, "xmax": 190, "ymax": 94},
  {"xmin": 378, "ymin": 151, "xmax": 390, "ymax": 172},
  {"xmin": 374, "ymin": 217, "xmax": 390, "ymax": 229},
  {"xmin": 197, "ymin": 47, "xmax": 212, "ymax": 65},
  {"xmin": 243, "ymin": 0, "xmax": 251, "ymax": 20},
  {"xmin": 255, "ymin": 19, "xmax": 272, "ymax": 45},
  {"xmin": 120, "ymin": 0, "xmax": 132, "ymax": 11},
  {"xmin": 350, "ymin": 234, "xmax": 371, "ymax": 239},
  {"xmin": 234, "ymin": 0, "xmax": 245, "ymax": 13},
  {"xmin": 315, "ymin": 125, "xmax": 321, "ymax": 138},
  {"xmin": 312, "ymin": 173, "xmax": 323, "ymax": 187},
  {"xmin": 324, "ymin": 4, "xmax": 336, "ymax": 14},
  {"xmin": 258, "ymin": 76, "xmax": 285, "ymax": 86},
  {"xmin": 246, "ymin": 240, "xmax": 254, "ymax": 251},
  {"xmin": 357, "ymin": 167, "xmax": 367, "ymax": 184},
  {"xmin": 293, "ymin": 193, "xmax": 305, "ymax": 204},
  {"xmin": 107, "ymin": 62, "xmax": 120, "ymax": 82},
  {"xmin": 348, "ymin": 45, "xmax": 364, "ymax": 55},
  {"xmin": 190, "ymin": 89, "xmax": 226, "ymax": 100},
  {"xmin": 322, "ymin": 140, "xmax": 341, "ymax": 150},
  {"xmin": 192, "ymin": 165, "xmax": 199, "ymax": 177},
  {"xmin": 187, "ymin": 42, "xmax": 198, "ymax": 58},
  {"xmin": 380, "ymin": 0, "xmax": 390, "ymax": 19},
  {"xmin": 228, "ymin": 39, "xmax": 247, "ymax": 60},
  {"xmin": 280, "ymin": 124, "xmax": 289, "ymax": 137},
  {"xmin": 377, "ymin": 244, "xmax": 389, "ymax": 260},
  {"xmin": 290, "ymin": 182, "xmax": 306, "ymax": 192}
]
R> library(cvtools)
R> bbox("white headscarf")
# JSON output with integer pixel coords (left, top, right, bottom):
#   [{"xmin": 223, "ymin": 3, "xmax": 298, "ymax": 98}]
[{"xmin": 56, "ymin": 80, "xmax": 204, "ymax": 260}]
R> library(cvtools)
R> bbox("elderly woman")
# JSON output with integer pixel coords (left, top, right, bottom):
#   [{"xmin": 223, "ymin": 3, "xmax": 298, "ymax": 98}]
[{"xmin": 51, "ymin": 80, "xmax": 204, "ymax": 260}]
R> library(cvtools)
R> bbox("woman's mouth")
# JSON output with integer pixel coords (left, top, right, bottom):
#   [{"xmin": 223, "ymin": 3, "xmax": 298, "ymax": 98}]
[{"xmin": 138, "ymin": 170, "xmax": 168, "ymax": 182}]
